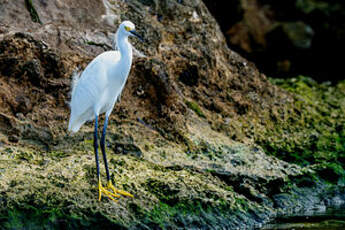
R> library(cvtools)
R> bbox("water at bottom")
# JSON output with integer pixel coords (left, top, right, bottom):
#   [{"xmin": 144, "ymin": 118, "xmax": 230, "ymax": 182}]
[{"xmin": 260, "ymin": 205, "xmax": 345, "ymax": 230}]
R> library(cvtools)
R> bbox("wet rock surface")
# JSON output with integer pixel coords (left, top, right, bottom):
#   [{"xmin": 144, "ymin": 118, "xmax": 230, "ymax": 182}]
[{"xmin": 0, "ymin": 0, "xmax": 344, "ymax": 229}]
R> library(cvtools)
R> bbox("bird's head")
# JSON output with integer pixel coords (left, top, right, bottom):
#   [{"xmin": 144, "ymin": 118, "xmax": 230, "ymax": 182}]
[{"xmin": 120, "ymin": 21, "xmax": 144, "ymax": 42}]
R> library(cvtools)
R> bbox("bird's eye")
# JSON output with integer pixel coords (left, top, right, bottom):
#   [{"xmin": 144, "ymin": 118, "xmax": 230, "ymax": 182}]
[{"xmin": 124, "ymin": 26, "xmax": 131, "ymax": 32}]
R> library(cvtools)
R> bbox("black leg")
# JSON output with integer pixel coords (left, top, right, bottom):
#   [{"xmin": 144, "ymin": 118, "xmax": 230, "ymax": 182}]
[
  {"xmin": 99, "ymin": 115, "xmax": 134, "ymax": 198},
  {"xmin": 94, "ymin": 115, "xmax": 100, "ymax": 182},
  {"xmin": 100, "ymin": 115, "xmax": 111, "ymax": 182}
]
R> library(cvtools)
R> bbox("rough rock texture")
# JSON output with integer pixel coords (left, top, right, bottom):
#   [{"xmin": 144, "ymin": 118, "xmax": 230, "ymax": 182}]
[
  {"xmin": 203, "ymin": 0, "xmax": 345, "ymax": 81},
  {"xmin": 0, "ymin": 0, "xmax": 344, "ymax": 229}
]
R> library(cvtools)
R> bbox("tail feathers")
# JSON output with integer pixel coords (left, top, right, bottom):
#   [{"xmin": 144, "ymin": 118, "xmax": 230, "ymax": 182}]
[
  {"xmin": 68, "ymin": 109, "xmax": 93, "ymax": 133},
  {"xmin": 68, "ymin": 119, "xmax": 83, "ymax": 133}
]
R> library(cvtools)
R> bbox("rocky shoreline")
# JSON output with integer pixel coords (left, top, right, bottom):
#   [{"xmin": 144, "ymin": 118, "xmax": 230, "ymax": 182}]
[{"xmin": 0, "ymin": 0, "xmax": 344, "ymax": 229}]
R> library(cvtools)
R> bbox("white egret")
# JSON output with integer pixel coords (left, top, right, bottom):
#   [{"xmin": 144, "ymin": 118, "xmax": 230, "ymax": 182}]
[{"xmin": 68, "ymin": 21, "xmax": 143, "ymax": 201}]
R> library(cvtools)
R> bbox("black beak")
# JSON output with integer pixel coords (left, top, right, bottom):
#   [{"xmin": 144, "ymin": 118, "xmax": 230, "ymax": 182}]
[{"xmin": 130, "ymin": 30, "xmax": 144, "ymax": 42}]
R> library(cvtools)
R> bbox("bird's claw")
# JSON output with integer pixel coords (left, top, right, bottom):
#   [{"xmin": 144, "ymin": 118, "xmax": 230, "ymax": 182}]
[
  {"xmin": 107, "ymin": 181, "xmax": 134, "ymax": 198},
  {"xmin": 98, "ymin": 180, "xmax": 121, "ymax": 202},
  {"xmin": 98, "ymin": 179, "xmax": 134, "ymax": 202}
]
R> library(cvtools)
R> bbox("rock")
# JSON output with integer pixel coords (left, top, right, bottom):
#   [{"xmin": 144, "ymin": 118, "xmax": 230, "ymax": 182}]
[
  {"xmin": 178, "ymin": 64, "xmax": 199, "ymax": 87},
  {"xmin": 22, "ymin": 59, "xmax": 42, "ymax": 86},
  {"xmin": 0, "ymin": 0, "xmax": 344, "ymax": 229},
  {"xmin": 0, "ymin": 57, "xmax": 18, "ymax": 77},
  {"xmin": 114, "ymin": 142, "xmax": 143, "ymax": 158},
  {"xmin": 203, "ymin": 0, "xmax": 345, "ymax": 81},
  {"xmin": 14, "ymin": 94, "xmax": 32, "ymax": 114}
]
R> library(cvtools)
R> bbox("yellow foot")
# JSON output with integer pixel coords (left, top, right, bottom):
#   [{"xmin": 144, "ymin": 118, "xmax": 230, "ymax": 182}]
[
  {"xmin": 107, "ymin": 181, "xmax": 134, "ymax": 198},
  {"xmin": 98, "ymin": 179, "xmax": 121, "ymax": 202}
]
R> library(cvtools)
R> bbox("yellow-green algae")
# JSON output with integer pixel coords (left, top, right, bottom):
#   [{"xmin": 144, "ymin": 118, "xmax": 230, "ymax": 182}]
[
  {"xmin": 0, "ymin": 143, "xmax": 259, "ymax": 228},
  {"xmin": 0, "ymin": 116, "xmax": 299, "ymax": 229},
  {"xmin": 256, "ymin": 76, "xmax": 345, "ymax": 183},
  {"xmin": 1, "ymin": 76, "xmax": 345, "ymax": 228},
  {"xmin": 185, "ymin": 100, "xmax": 206, "ymax": 118}
]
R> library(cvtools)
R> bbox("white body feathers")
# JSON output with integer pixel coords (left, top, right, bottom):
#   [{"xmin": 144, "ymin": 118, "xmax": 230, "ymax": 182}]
[{"xmin": 68, "ymin": 22, "xmax": 134, "ymax": 133}]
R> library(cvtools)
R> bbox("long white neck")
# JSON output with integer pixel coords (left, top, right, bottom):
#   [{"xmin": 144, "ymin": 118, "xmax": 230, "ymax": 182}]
[{"xmin": 116, "ymin": 31, "xmax": 133, "ymax": 69}]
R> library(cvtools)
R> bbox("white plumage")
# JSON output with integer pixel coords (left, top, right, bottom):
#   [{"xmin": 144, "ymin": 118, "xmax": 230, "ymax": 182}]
[
  {"xmin": 67, "ymin": 21, "xmax": 141, "ymax": 201},
  {"xmin": 68, "ymin": 21, "xmax": 139, "ymax": 132}
]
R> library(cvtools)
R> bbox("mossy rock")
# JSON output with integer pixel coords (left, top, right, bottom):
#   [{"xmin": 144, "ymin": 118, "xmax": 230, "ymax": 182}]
[
  {"xmin": 257, "ymin": 76, "xmax": 345, "ymax": 178},
  {"xmin": 185, "ymin": 100, "xmax": 206, "ymax": 118}
]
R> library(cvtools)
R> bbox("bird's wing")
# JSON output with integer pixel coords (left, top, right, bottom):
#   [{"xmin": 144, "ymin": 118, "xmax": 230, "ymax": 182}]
[
  {"xmin": 71, "ymin": 51, "xmax": 120, "ymax": 99},
  {"xmin": 68, "ymin": 51, "xmax": 120, "ymax": 131},
  {"xmin": 79, "ymin": 51, "xmax": 119, "ymax": 79}
]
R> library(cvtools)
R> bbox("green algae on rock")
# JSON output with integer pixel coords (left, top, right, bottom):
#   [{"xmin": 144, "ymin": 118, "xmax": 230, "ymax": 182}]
[
  {"xmin": 0, "ymin": 141, "xmax": 271, "ymax": 229},
  {"xmin": 263, "ymin": 76, "xmax": 345, "ymax": 181},
  {"xmin": 0, "ymin": 0, "xmax": 345, "ymax": 229},
  {"xmin": 184, "ymin": 100, "xmax": 206, "ymax": 118}
]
